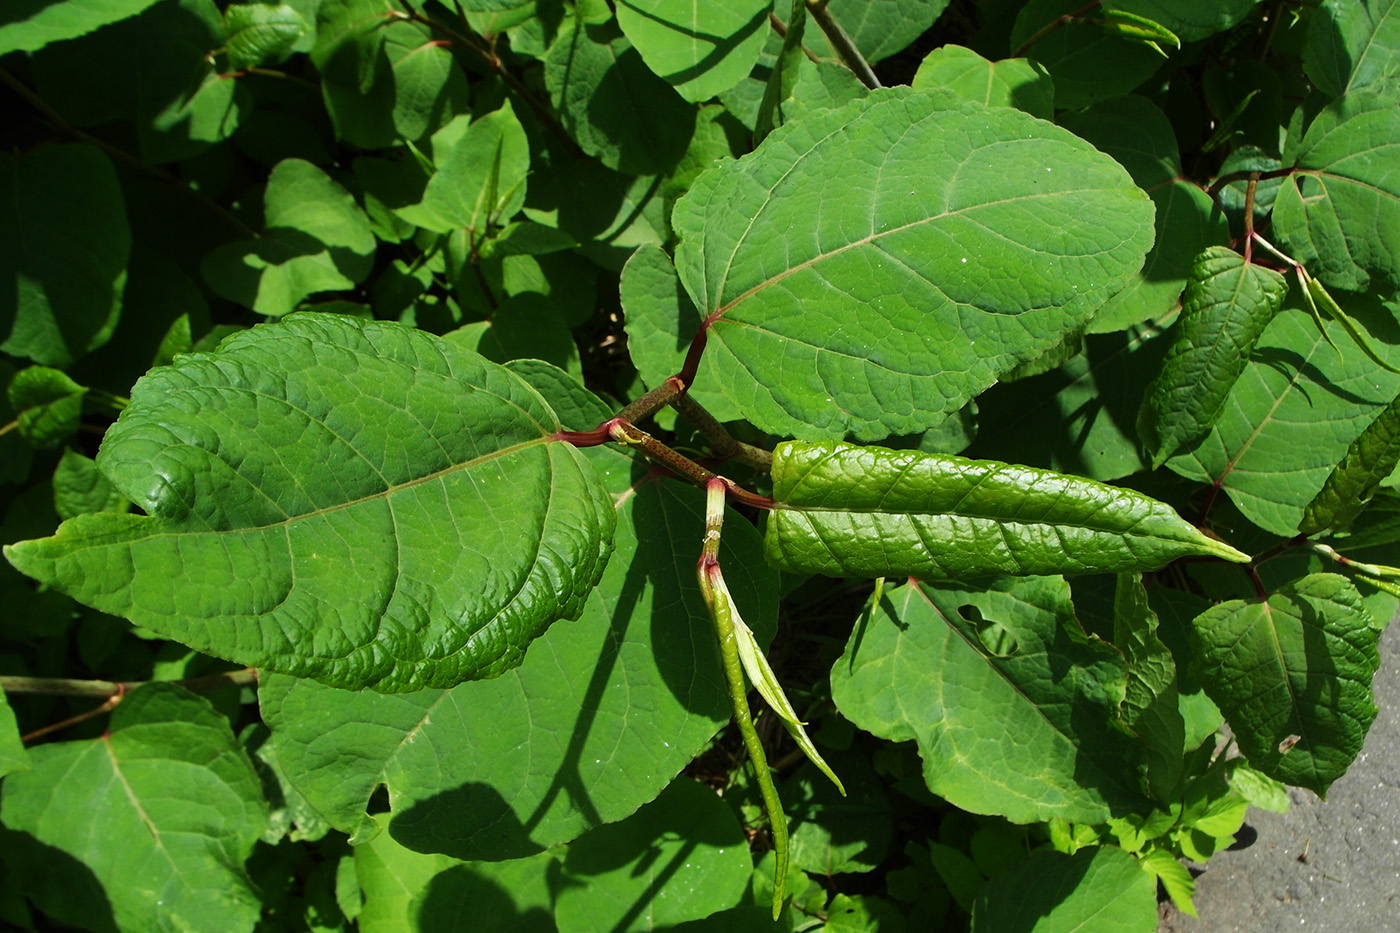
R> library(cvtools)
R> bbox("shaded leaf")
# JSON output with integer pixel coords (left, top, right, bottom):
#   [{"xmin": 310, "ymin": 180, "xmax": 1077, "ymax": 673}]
[
  {"xmin": 404, "ymin": 105, "xmax": 529, "ymax": 233},
  {"xmin": 1011, "ymin": 1, "xmax": 1165, "ymax": 109},
  {"xmin": 0, "ymin": 684, "xmax": 268, "ymax": 933},
  {"xmin": 806, "ymin": 0, "xmax": 950, "ymax": 65},
  {"xmin": 53, "ymin": 449, "xmax": 128, "ymax": 520},
  {"xmin": 615, "ymin": 0, "xmax": 769, "ymax": 102},
  {"xmin": 972, "ymin": 846, "xmax": 1157, "ymax": 933},
  {"xmin": 785, "ymin": 756, "xmax": 891, "ymax": 875},
  {"xmin": 6, "ymin": 314, "xmax": 615, "ymax": 691},
  {"xmin": 1302, "ymin": 388, "xmax": 1400, "ymax": 534},
  {"xmin": 1138, "ymin": 246, "xmax": 1289, "ymax": 468},
  {"xmin": 1103, "ymin": 0, "xmax": 1262, "ymax": 42},
  {"xmin": 7, "ymin": 367, "xmax": 88, "ymax": 450},
  {"xmin": 1190, "ymin": 573, "xmax": 1382, "ymax": 794},
  {"xmin": 912, "ymin": 44, "xmax": 1053, "ymax": 117},
  {"xmin": 1114, "ymin": 572, "xmax": 1185, "ymax": 801},
  {"xmin": 765, "ymin": 441, "xmax": 1246, "ymax": 581},
  {"xmin": 0, "ymin": 0, "xmax": 164, "ymax": 54},
  {"xmin": 1304, "ymin": 0, "xmax": 1400, "ymax": 97},
  {"xmin": 831, "ymin": 576, "xmax": 1151, "ymax": 824},
  {"xmin": 673, "ymin": 88, "xmax": 1155, "ymax": 441}
]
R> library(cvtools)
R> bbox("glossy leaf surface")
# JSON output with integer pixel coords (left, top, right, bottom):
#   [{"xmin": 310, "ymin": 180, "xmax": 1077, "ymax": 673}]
[
  {"xmin": 673, "ymin": 88, "xmax": 1154, "ymax": 441},
  {"xmin": 765, "ymin": 441, "xmax": 1247, "ymax": 580},
  {"xmin": 831, "ymin": 576, "xmax": 1150, "ymax": 824},
  {"xmin": 1190, "ymin": 574, "xmax": 1382, "ymax": 794},
  {"xmin": 6, "ymin": 315, "xmax": 615, "ymax": 691}
]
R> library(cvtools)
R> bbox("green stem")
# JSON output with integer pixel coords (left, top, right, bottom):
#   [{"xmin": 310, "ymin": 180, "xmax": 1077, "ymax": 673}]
[
  {"xmin": 1012, "ymin": 0, "xmax": 1101, "ymax": 57},
  {"xmin": 619, "ymin": 377, "xmax": 685, "ymax": 424},
  {"xmin": 671, "ymin": 393, "xmax": 773, "ymax": 472},
  {"xmin": 697, "ymin": 479, "xmax": 789, "ymax": 920},
  {"xmin": 1, "ymin": 668, "xmax": 259, "ymax": 697},
  {"xmin": 805, "ymin": 0, "xmax": 881, "ymax": 89}
]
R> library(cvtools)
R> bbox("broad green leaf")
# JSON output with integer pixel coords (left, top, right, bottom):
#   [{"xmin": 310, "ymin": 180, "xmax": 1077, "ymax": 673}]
[
  {"xmin": 831, "ymin": 577, "xmax": 1150, "ymax": 824},
  {"xmin": 673, "ymin": 88, "xmax": 1155, "ymax": 441},
  {"xmin": 1304, "ymin": 0, "xmax": 1400, "ymax": 97},
  {"xmin": 1058, "ymin": 96, "xmax": 1231, "ymax": 334},
  {"xmin": 383, "ymin": 21, "xmax": 471, "ymax": 142},
  {"xmin": 968, "ymin": 846, "xmax": 1153, "ymax": 924},
  {"xmin": 0, "ymin": 684, "xmax": 268, "ymax": 933},
  {"xmin": 261, "ymin": 433, "xmax": 776, "ymax": 856},
  {"xmin": 5, "ymin": 314, "xmax": 615, "ymax": 691},
  {"xmin": 0, "ymin": 0, "xmax": 163, "ymax": 54},
  {"xmin": 53, "ymin": 449, "xmax": 128, "ymax": 520},
  {"xmin": 971, "ymin": 846, "xmax": 1157, "ymax": 933},
  {"xmin": 1138, "ymin": 848, "xmax": 1196, "ymax": 917},
  {"xmin": 0, "ymin": 144, "xmax": 129, "ymax": 367},
  {"xmin": 202, "ymin": 159, "xmax": 376, "ymax": 316},
  {"xmin": 765, "ymin": 441, "xmax": 1247, "ymax": 581},
  {"xmin": 554, "ymin": 779, "xmax": 751, "ymax": 933},
  {"xmin": 404, "ymin": 105, "xmax": 529, "ymax": 234},
  {"xmin": 912, "ymin": 44, "xmax": 1053, "ymax": 117},
  {"xmin": 806, "ymin": 0, "xmax": 950, "ymax": 65},
  {"xmin": 0, "ymin": 689, "xmax": 27, "ymax": 779},
  {"xmin": 7, "ymin": 366, "xmax": 88, "ymax": 450},
  {"xmin": 1103, "ymin": 0, "xmax": 1262, "ymax": 42},
  {"xmin": 1302, "ymin": 388, "xmax": 1400, "ymax": 534},
  {"xmin": 224, "ymin": 3, "xmax": 307, "ymax": 69},
  {"xmin": 545, "ymin": 14, "xmax": 696, "ymax": 175},
  {"xmin": 1114, "ymin": 572, "xmax": 1185, "ymax": 802},
  {"xmin": 354, "ymin": 814, "xmax": 557, "ymax": 933},
  {"xmin": 615, "ymin": 0, "xmax": 769, "ymax": 102},
  {"xmin": 1168, "ymin": 297, "xmax": 1400, "ymax": 536},
  {"xmin": 1190, "ymin": 573, "xmax": 1382, "ymax": 795},
  {"xmin": 1275, "ymin": 93, "xmax": 1400, "ymax": 291},
  {"xmin": 1011, "ymin": 0, "xmax": 1165, "ymax": 109},
  {"xmin": 1138, "ymin": 247, "xmax": 1288, "ymax": 468}
]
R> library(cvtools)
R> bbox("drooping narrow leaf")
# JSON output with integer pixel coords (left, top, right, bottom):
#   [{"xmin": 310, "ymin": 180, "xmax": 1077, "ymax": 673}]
[
  {"xmin": 5, "ymin": 314, "xmax": 615, "ymax": 691},
  {"xmin": 1138, "ymin": 246, "xmax": 1288, "ymax": 467},
  {"xmin": 0, "ymin": 684, "xmax": 269, "ymax": 933},
  {"xmin": 1190, "ymin": 573, "xmax": 1382, "ymax": 794},
  {"xmin": 831, "ymin": 576, "xmax": 1150, "ymax": 824},
  {"xmin": 1103, "ymin": 0, "xmax": 1262, "ymax": 42},
  {"xmin": 202, "ymin": 159, "xmax": 377, "ymax": 316},
  {"xmin": 912, "ymin": 44, "xmax": 1053, "ymax": 117},
  {"xmin": 1304, "ymin": 0, "xmax": 1400, "ymax": 97},
  {"xmin": 972, "ymin": 846, "xmax": 1157, "ymax": 933},
  {"xmin": 672, "ymin": 88, "xmax": 1155, "ymax": 441},
  {"xmin": 1114, "ymin": 572, "xmax": 1185, "ymax": 801},
  {"xmin": 614, "ymin": 0, "xmax": 769, "ymax": 102},
  {"xmin": 1301, "ymin": 388, "xmax": 1400, "ymax": 534},
  {"xmin": 764, "ymin": 441, "xmax": 1247, "ymax": 581},
  {"xmin": 0, "ymin": 0, "xmax": 164, "ymax": 54},
  {"xmin": 1275, "ymin": 92, "xmax": 1400, "ymax": 291}
]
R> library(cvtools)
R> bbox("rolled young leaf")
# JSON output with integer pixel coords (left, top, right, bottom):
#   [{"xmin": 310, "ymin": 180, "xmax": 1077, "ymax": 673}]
[
  {"xmin": 5, "ymin": 314, "xmax": 616, "ymax": 692},
  {"xmin": 764, "ymin": 441, "xmax": 1247, "ymax": 579}
]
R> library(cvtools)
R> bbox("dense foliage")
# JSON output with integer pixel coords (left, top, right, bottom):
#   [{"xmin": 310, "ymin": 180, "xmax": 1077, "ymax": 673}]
[{"xmin": 3, "ymin": 0, "xmax": 1400, "ymax": 930}]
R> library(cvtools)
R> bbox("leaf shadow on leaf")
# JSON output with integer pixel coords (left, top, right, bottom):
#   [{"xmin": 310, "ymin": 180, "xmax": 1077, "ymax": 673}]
[
  {"xmin": 581, "ymin": 26, "xmax": 695, "ymax": 173},
  {"xmin": 0, "ymin": 828, "xmax": 118, "ymax": 933},
  {"xmin": 1249, "ymin": 347, "xmax": 1392, "ymax": 409},
  {"xmin": 620, "ymin": 2, "xmax": 769, "ymax": 87},
  {"xmin": 414, "ymin": 863, "xmax": 554, "ymax": 932}
]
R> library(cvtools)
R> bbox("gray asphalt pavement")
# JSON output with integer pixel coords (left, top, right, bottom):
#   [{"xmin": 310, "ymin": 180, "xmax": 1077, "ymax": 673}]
[{"xmin": 1158, "ymin": 619, "xmax": 1400, "ymax": 932}]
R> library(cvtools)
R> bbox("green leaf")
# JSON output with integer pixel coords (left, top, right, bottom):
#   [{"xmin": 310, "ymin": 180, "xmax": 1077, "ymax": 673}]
[
  {"xmin": 261, "ymin": 439, "xmax": 775, "ymax": 855},
  {"xmin": 1011, "ymin": 1, "xmax": 1165, "ymax": 109},
  {"xmin": 405, "ymin": 105, "xmax": 530, "ymax": 234},
  {"xmin": 53, "ymin": 449, "xmax": 128, "ymax": 520},
  {"xmin": 1114, "ymin": 573, "xmax": 1185, "ymax": 802},
  {"xmin": 912, "ymin": 44, "xmax": 1053, "ymax": 117},
  {"xmin": 1138, "ymin": 246, "xmax": 1289, "ymax": 468},
  {"xmin": 0, "ymin": 0, "xmax": 163, "ymax": 55},
  {"xmin": 765, "ymin": 441, "xmax": 1246, "ymax": 581},
  {"xmin": 0, "ymin": 684, "xmax": 268, "ymax": 933},
  {"xmin": 805, "ymin": 0, "xmax": 950, "ymax": 65},
  {"xmin": 1302, "ymin": 388, "xmax": 1400, "ymax": 534},
  {"xmin": 1190, "ymin": 573, "xmax": 1383, "ymax": 795},
  {"xmin": 1275, "ymin": 93, "xmax": 1400, "ymax": 291},
  {"xmin": 971, "ymin": 846, "xmax": 1157, "ymax": 933},
  {"xmin": 785, "ymin": 756, "xmax": 891, "ymax": 875},
  {"xmin": 0, "ymin": 689, "xmax": 28, "ymax": 779},
  {"xmin": 223, "ymin": 3, "xmax": 307, "ymax": 69},
  {"xmin": 831, "ymin": 577, "xmax": 1150, "ymax": 824},
  {"xmin": 7, "ymin": 367, "xmax": 88, "ymax": 450},
  {"xmin": 1304, "ymin": 0, "xmax": 1400, "ymax": 97},
  {"xmin": 554, "ymin": 778, "xmax": 751, "ymax": 932},
  {"xmin": 1058, "ymin": 96, "xmax": 1231, "ymax": 335},
  {"xmin": 545, "ymin": 14, "xmax": 696, "ymax": 175},
  {"xmin": 1168, "ymin": 296, "xmax": 1400, "ymax": 536},
  {"xmin": 202, "ymin": 159, "xmax": 377, "ymax": 316},
  {"xmin": 0, "ymin": 144, "xmax": 129, "ymax": 367},
  {"xmin": 1137, "ymin": 848, "xmax": 1196, "ymax": 917},
  {"xmin": 614, "ymin": 0, "xmax": 769, "ymax": 102},
  {"xmin": 673, "ymin": 88, "xmax": 1155, "ymax": 441},
  {"xmin": 1104, "ymin": 0, "xmax": 1261, "ymax": 42},
  {"xmin": 5, "ymin": 314, "xmax": 615, "ymax": 691}
]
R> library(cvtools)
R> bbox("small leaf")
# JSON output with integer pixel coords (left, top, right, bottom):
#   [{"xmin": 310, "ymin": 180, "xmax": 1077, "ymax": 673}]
[
  {"xmin": 1301, "ymin": 388, "xmax": 1400, "ymax": 534},
  {"xmin": 405, "ymin": 104, "xmax": 529, "ymax": 234},
  {"xmin": 7, "ymin": 366, "xmax": 88, "ymax": 449},
  {"xmin": 0, "ymin": 684, "xmax": 269, "ymax": 933},
  {"xmin": 6, "ymin": 314, "xmax": 616, "ymax": 691},
  {"xmin": 1103, "ymin": 0, "xmax": 1261, "ymax": 42},
  {"xmin": 971, "ymin": 846, "xmax": 1157, "ymax": 933},
  {"xmin": 765, "ymin": 441, "xmax": 1246, "ymax": 581},
  {"xmin": 1138, "ymin": 848, "xmax": 1196, "ymax": 917},
  {"xmin": 1138, "ymin": 246, "xmax": 1288, "ymax": 467},
  {"xmin": 224, "ymin": 3, "xmax": 307, "ymax": 70},
  {"xmin": 1190, "ymin": 573, "xmax": 1382, "ymax": 795},
  {"xmin": 1099, "ymin": 9, "xmax": 1180, "ymax": 53},
  {"xmin": 912, "ymin": 44, "xmax": 1053, "ymax": 117}
]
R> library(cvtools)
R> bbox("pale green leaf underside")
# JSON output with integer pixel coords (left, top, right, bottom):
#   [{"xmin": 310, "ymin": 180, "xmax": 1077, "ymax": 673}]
[
  {"xmin": 4, "ymin": 314, "xmax": 615, "ymax": 692},
  {"xmin": 673, "ymin": 88, "xmax": 1155, "ymax": 441},
  {"xmin": 831, "ymin": 577, "xmax": 1149, "ymax": 825},
  {"xmin": 764, "ymin": 441, "xmax": 1246, "ymax": 580},
  {"xmin": 1190, "ymin": 574, "xmax": 1381, "ymax": 795}
]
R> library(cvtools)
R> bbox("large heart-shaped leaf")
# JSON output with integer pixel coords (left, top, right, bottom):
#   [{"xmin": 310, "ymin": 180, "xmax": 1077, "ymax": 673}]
[
  {"xmin": 671, "ymin": 88, "xmax": 1154, "ymax": 441},
  {"xmin": 764, "ymin": 441, "xmax": 1247, "ymax": 580},
  {"xmin": 4, "ymin": 314, "xmax": 615, "ymax": 691}
]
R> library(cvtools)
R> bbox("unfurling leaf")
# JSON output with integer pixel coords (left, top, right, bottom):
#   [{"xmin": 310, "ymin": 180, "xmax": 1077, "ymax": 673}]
[{"xmin": 765, "ymin": 441, "xmax": 1247, "ymax": 580}]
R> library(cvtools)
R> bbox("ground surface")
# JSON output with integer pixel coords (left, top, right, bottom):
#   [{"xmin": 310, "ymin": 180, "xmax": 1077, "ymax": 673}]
[{"xmin": 1158, "ymin": 620, "xmax": 1400, "ymax": 932}]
